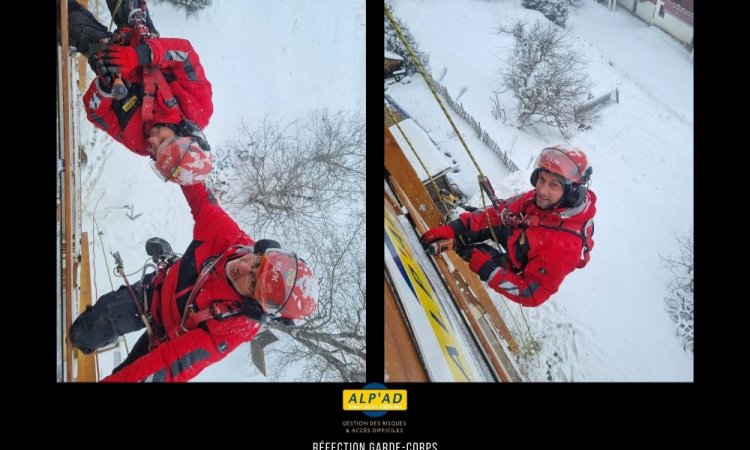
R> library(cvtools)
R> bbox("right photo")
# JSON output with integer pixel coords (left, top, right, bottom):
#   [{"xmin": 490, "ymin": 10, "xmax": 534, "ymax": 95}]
[{"xmin": 384, "ymin": 0, "xmax": 693, "ymax": 382}]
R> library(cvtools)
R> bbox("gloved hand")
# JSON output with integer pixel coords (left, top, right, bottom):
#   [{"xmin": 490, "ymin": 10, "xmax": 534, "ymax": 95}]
[
  {"xmin": 468, "ymin": 246, "xmax": 503, "ymax": 281},
  {"xmin": 89, "ymin": 53, "xmax": 107, "ymax": 76},
  {"xmin": 456, "ymin": 243, "xmax": 502, "ymax": 262},
  {"xmin": 421, "ymin": 217, "xmax": 470, "ymax": 248},
  {"xmin": 100, "ymin": 44, "xmax": 152, "ymax": 76},
  {"xmin": 500, "ymin": 208, "xmax": 524, "ymax": 228},
  {"xmin": 420, "ymin": 224, "xmax": 455, "ymax": 248},
  {"xmin": 456, "ymin": 244, "xmax": 508, "ymax": 281}
]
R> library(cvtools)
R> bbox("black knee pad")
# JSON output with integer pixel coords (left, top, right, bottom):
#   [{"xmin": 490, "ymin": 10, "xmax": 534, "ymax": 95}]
[
  {"xmin": 69, "ymin": 304, "xmax": 120, "ymax": 354},
  {"xmin": 69, "ymin": 284, "xmax": 149, "ymax": 354}
]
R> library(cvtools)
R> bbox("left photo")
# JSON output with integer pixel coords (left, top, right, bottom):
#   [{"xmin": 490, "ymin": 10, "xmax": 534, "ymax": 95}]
[{"xmin": 56, "ymin": 0, "xmax": 365, "ymax": 382}]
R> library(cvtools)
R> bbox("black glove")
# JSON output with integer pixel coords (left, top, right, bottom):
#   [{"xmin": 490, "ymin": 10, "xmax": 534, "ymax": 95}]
[
  {"xmin": 455, "ymin": 243, "xmax": 474, "ymax": 262},
  {"xmin": 88, "ymin": 53, "xmax": 108, "ymax": 77},
  {"xmin": 458, "ymin": 243, "xmax": 508, "ymax": 267}
]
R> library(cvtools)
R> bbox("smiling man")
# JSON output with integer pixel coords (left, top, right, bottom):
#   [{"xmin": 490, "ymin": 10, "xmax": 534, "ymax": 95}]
[
  {"xmin": 421, "ymin": 145, "xmax": 597, "ymax": 307},
  {"xmin": 68, "ymin": 182, "xmax": 319, "ymax": 382}
]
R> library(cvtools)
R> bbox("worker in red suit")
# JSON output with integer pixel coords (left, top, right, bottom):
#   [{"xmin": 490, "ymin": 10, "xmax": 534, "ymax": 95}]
[
  {"xmin": 69, "ymin": 181, "xmax": 319, "ymax": 382},
  {"xmin": 66, "ymin": 0, "xmax": 213, "ymax": 158},
  {"xmin": 422, "ymin": 145, "xmax": 597, "ymax": 307}
]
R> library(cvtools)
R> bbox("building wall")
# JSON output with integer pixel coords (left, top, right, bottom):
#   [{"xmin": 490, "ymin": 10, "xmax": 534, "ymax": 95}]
[{"xmin": 617, "ymin": 0, "xmax": 694, "ymax": 46}]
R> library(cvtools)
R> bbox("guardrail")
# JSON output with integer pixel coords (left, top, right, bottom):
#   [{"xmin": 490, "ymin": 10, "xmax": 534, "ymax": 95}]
[{"xmin": 575, "ymin": 88, "xmax": 619, "ymax": 122}]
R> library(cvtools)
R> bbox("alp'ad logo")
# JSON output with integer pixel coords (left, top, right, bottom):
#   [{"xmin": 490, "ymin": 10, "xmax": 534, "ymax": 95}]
[{"xmin": 343, "ymin": 383, "xmax": 406, "ymax": 417}]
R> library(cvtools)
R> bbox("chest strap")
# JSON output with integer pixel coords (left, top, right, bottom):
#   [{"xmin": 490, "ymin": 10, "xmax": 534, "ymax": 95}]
[
  {"xmin": 519, "ymin": 200, "xmax": 594, "ymax": 269},
  {"xmin": 141, "ymin": 68, "xmax": 182, "ymax": 123},
  {"xmin": 181, "ymin": 302, "xmax": 241, "ymax": 333}
]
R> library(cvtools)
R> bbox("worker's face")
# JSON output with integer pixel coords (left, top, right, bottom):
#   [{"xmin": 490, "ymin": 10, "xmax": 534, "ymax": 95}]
[
  {"xmin": 226, "ymin": 253, "xmax": 262, "ymax": 297},
  {"xmin": 146, "ymin": 125, "xmax": 177, "ymax": 157},
  {"xmin": 534, "ymin": 170, "xmax": 565, "ymax": 210}
]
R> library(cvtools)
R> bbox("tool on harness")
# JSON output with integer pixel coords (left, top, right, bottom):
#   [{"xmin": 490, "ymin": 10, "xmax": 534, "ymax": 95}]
[
  {"xmin": 426, "ymin": 238, "xmax": 454, "ymax": 256},
  {"xmin": 111, "ymin": 250, "xmax": 159, "ymax": 349},
  {"xmin": 109, "ymin": 6, "xmax": 151, "ymax": 100},
  {"xmin": 478, "ymin": 175, "xmax": 504, "ymax": 211},
  {"xmin": 112, "ymin": 75, "xmax": 129, "ymax": 100}
]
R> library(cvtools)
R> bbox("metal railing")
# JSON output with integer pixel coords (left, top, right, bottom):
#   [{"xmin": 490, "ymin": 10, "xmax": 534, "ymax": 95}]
[{"xmin": 575, "ymin": 88, "xmax": 619, "ymax": 122}]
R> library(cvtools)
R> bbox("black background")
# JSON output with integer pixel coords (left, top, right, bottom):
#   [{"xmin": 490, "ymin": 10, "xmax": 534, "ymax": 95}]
[{"xmin": 26, "ymin": 0, "xmax": 709, "ymax": 441}]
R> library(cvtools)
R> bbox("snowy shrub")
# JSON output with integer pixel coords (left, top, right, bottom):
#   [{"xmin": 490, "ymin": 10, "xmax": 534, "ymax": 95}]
[
  {"xmin": 662, "ymin": 230, "xmax": 694, "ymax": 353},
  {"xmin": 522, "ymin": 0, "xmax": 569, "ymax": 28},
  {"xmin": 384, "ymin": 1, "xmax": 430, "ymax": 75},
  {"xmin": 152, "ymin": 0, "xmax": 212, "ymax": 18},
  {"xmin": 490, "ymin": 93, "xmax": 506, "ymax": 122},
  {"xmin": 502, "ymin": 20, "xmax": 590, "ymax": 139}
]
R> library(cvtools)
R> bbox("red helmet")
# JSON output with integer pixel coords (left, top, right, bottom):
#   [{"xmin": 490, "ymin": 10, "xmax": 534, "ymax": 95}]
[
  {"xmin": 253, "ymin": 248, "xmax": 318, "ymax": 320},
  {"xmin": 150, "ymin": 136, "xmax": 212, "ymax": 186},
  {"xmin": 532, "ymin": 145, "xmax": 590, "ymax": 185}
]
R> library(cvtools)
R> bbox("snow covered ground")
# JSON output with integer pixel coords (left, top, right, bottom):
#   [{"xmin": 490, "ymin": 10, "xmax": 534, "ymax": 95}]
[
  {"xmin": 73, "ymin": 0, "xmax": 365, "ymax": 381},
  {"xmin": 386, "ymin": 0, "xmax": 693, "ymax": 381}
]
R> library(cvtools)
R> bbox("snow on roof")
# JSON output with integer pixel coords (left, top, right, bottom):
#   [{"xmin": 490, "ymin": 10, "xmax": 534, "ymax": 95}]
[
  {"xmin": 384, "ymin": 50, "xmax": 405, "ymax": 61},
  {"xmin": 389, "ymin": 119, "xmax": 452, "ymax": 181}
]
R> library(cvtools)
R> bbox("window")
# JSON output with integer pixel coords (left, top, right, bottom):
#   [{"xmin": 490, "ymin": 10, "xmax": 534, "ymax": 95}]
[{"xmin": 658, "ymin": 4, "xmax": 665, "ymax": 18}]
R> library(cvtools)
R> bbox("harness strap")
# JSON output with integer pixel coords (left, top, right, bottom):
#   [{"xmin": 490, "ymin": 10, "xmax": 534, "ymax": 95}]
[
  {"xmin": 153, "ymin": 70, "xmax": 180, "ymax": 109},
  {"xmin": 183, "ymin": 302, "xmax": 241, "ymax": 331},
  {"xmin": 518, "ymin": 201, "xmax": 594, "ymax": 268},
  {"xmin": 141, "ymin": 69, "xmax": 182, "ymax": 123},
  {"xmin": 141, "ymin": 68, "xmax": 156, "ymax": 122}
]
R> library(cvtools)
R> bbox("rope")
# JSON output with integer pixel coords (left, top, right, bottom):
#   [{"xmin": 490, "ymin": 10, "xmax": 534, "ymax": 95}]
[
  {"xmin": 383, "ymin": 3, "xmax": 500, "ymax": 245},
  {"xmin": 108, "ymin": 0, "xmax": 124, "ymax": 31},
  {"xmin": 385, "ymin": 2, "xmax": 538, "ymax": 356},
  {"xmin": 385, "ymin": 4, "xmax": 482, "ymax": 177},
  {"xmin": 91, "ymin": 195, "xmax": 129, "ymax": 357}
]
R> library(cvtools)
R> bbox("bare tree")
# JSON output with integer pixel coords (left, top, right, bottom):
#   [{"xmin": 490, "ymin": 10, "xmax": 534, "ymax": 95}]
[
  {"xmin": 269, "ymin": 211, "xmax": 366, "ymax": 382},
  {"xmin": 211, "ymin": 109, "xmax": 366, "ymax": 381},
  {"xmin": 661, "ymin": 229, "xmax": 694, "ymax": 353},
  {"xmin": 501, "ymin": 20, "xmax": 590, "ymax": 139},
  {"xmin": 212, "ymin": 110, "xmax": 365, "ymax": 249}
]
